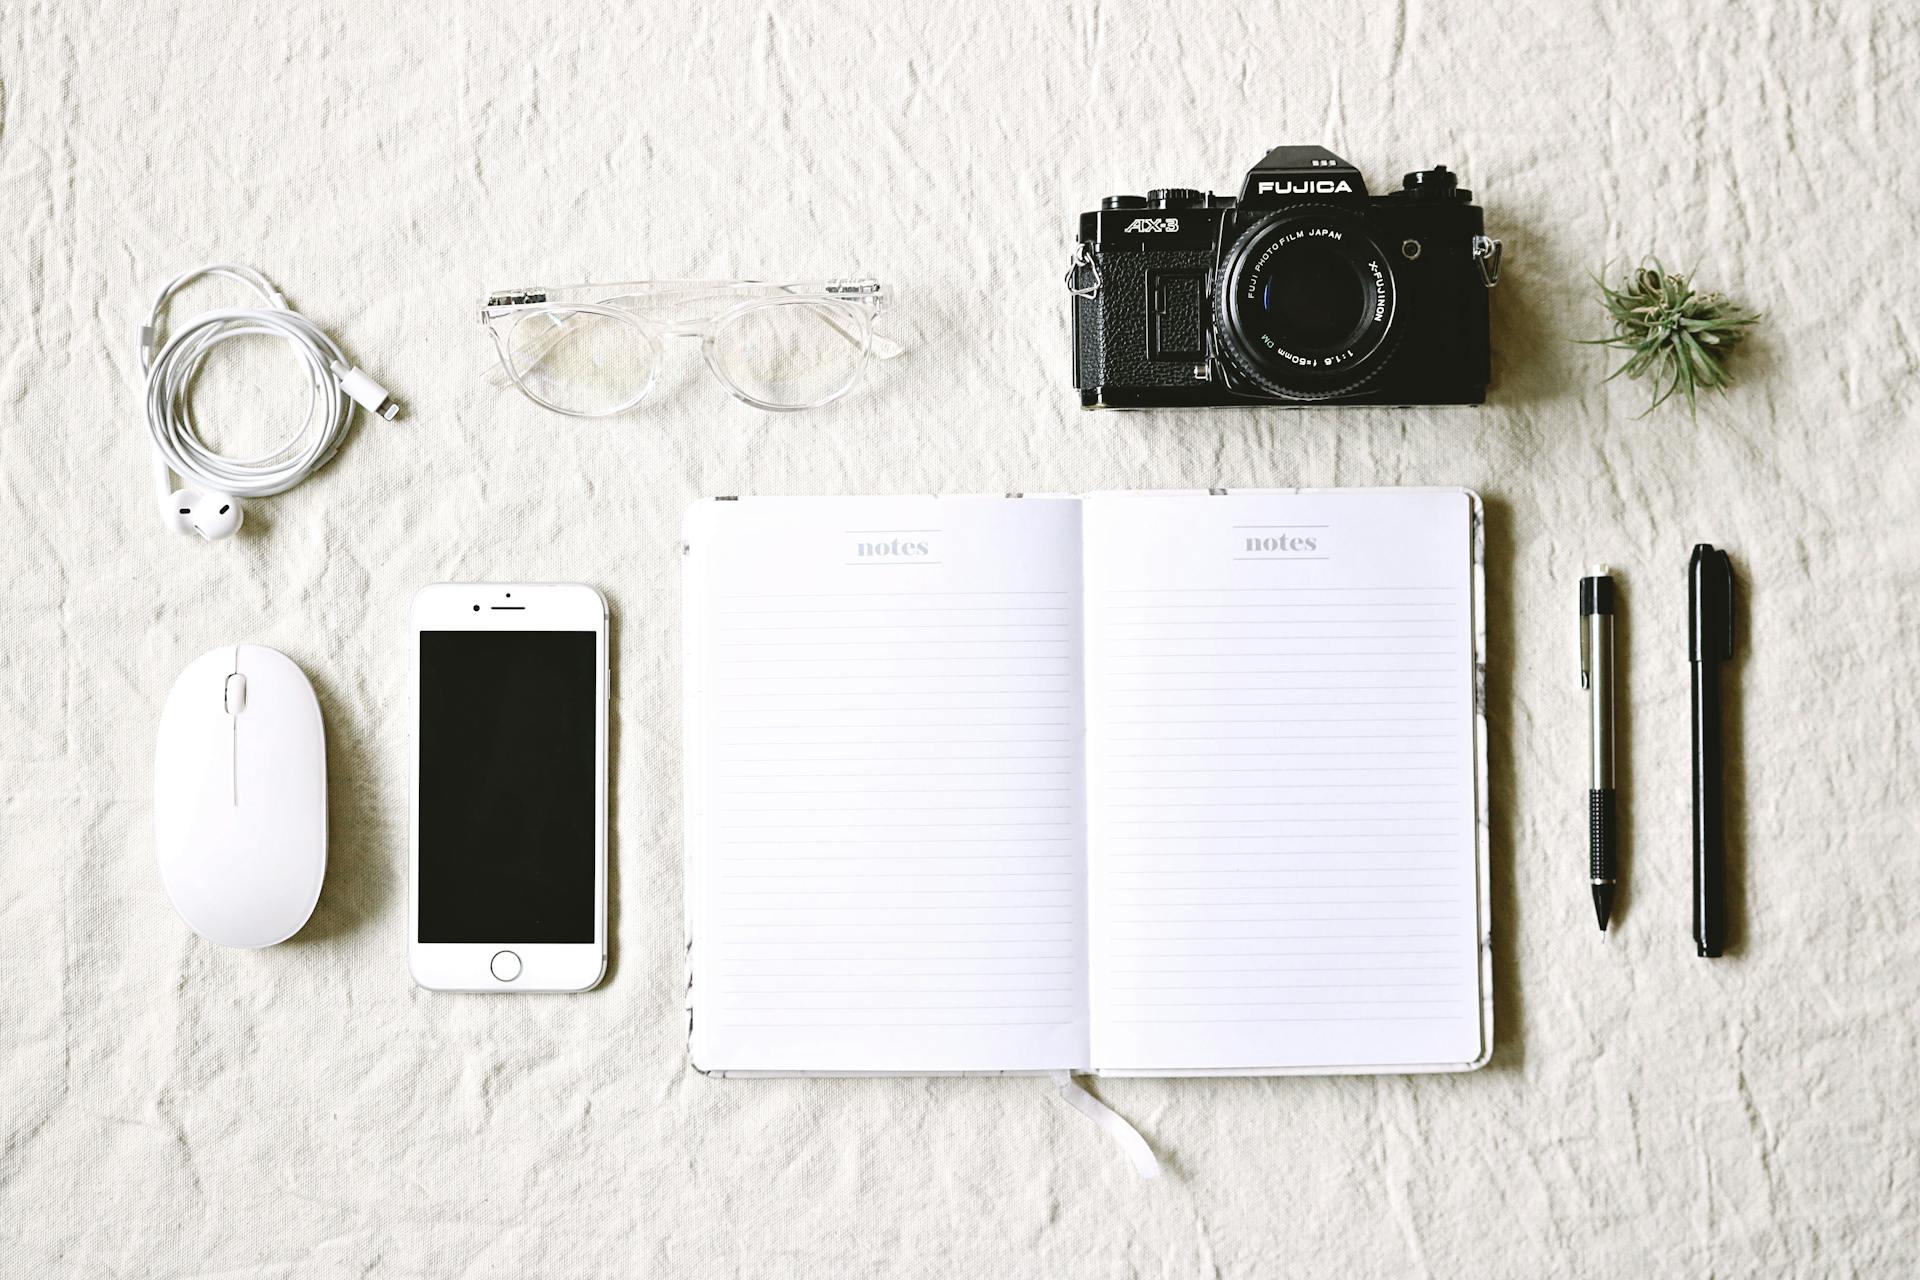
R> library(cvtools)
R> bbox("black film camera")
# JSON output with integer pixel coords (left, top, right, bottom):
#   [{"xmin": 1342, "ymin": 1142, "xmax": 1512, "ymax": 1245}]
[{"xmin": 1069, "ymin": 145, "xmax": 1502, "ymax": 408}]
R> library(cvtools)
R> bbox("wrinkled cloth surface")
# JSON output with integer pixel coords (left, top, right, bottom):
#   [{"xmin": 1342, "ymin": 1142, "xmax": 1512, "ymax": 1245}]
[{"xmin": 2, "ymin": 1, "xmax": 1917, "ymax": 1275}]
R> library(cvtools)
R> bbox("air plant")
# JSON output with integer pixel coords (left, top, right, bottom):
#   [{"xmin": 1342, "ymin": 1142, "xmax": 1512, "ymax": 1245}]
[{"xmin": 1586, "ymin": 260, "xmax": 1760, "ymax": 418}]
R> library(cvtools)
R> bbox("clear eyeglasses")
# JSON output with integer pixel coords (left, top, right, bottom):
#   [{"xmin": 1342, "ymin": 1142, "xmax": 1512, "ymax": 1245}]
[{"xmin": 479, "ymin": 279, "xmax": 899, "ymax": 416}]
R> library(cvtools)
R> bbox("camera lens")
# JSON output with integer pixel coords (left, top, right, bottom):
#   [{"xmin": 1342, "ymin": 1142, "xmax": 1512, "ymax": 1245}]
[
  {"xmin": 1260, "ymin": 249, "xmax": 1373, "ymax": 350},
  {"xmin": 1214, "ymin": 210, "xmax": 1398, "ymax": 399}
]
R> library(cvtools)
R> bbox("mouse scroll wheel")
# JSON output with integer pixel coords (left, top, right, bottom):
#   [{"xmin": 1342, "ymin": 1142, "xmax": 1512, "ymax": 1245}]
[{"xmin": 224, "ymin": 673, "xmax": 247, "ymax": 715}]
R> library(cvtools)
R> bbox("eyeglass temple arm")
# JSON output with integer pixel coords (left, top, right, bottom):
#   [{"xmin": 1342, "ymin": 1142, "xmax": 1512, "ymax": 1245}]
[
  {"xmin": 804, "ymin": 301, "xmax": 904, "ymax": 360},
  {"xmin": 483, "ymin": 314, "xmax": 578, "ymax": 387}
]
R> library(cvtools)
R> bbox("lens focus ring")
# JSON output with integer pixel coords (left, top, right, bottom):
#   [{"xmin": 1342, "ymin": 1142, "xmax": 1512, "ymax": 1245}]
[{"xmin": 1212, "ymin": 208, "xmax": 1399, "ymax": 401}]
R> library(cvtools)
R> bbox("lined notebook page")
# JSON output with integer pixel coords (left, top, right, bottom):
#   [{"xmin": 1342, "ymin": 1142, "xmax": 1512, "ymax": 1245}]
[
  {"xmin": 1082, "ymin": 490, "xmax": 1484, "ymax": 1073},
  {"xmin": 685, "ymin": 497, "xmax": 1090, "ymax": 1073}
]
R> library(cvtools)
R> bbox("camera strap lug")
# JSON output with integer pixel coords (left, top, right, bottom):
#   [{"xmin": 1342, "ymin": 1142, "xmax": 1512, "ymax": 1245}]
[
  {"xmin": 1472, "ymin": 235, "xmax": 1504, "ymax": 287},
  {"xmin": 1065, "ymin": 245, "xmax": 1102, "ymax": 299}
]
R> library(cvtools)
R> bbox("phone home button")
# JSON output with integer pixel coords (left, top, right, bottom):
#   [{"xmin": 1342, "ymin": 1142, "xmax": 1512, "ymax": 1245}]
[{"xmin": 489, "ymin": 950, "xmax": 522, "ymax": 982}]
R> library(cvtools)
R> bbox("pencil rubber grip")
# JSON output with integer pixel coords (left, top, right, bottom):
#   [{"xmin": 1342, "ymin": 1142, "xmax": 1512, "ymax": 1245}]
[{"xmin": 1589, "ymin": 788, "xmax": 1617, "ymax": 882}]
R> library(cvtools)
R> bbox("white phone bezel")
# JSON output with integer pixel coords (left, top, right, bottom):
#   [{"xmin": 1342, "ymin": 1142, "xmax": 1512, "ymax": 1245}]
[{"xmin": 408, "ymin": 582, "xmax": 609, "ymax": 993}]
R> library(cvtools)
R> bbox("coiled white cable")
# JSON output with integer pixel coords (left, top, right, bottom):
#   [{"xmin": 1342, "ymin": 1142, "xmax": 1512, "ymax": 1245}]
[{"xmin": 140, "ymin": 264, "xmax": 398, "ymax": 533}]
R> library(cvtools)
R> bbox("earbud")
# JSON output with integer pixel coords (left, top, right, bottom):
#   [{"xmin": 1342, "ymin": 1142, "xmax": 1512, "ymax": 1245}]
[{"xmin": 167, "ymin": 489, "xmax": 244, "ymax": 542}]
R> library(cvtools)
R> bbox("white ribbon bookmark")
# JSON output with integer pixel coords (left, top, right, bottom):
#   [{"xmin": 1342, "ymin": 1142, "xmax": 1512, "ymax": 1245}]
[{"xmin": 1051, "ymin": 1071, "xmax": 1161, "ymax": 1180}]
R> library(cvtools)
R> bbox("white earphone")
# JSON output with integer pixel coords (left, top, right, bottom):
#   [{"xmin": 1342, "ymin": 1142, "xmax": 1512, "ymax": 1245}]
[
  {"xmin": 167, "ymin": 488, "xmax": 245, "ymax": 542},
  {"xmin": 141, "ymin": 265, "xmax": 400, "ymax": 542}
]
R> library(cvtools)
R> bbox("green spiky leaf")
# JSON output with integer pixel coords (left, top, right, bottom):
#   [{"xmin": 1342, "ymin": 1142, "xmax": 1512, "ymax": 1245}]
[{"xmin": 1580, "ymin": 259, "xmax": 1760, "ymax": 419}]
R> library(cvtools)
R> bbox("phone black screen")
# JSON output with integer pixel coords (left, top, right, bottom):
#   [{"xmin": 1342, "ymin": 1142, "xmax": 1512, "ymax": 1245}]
[{"xmin": 418, "ymin": 630, "xmax": 598, "ymax": 943}]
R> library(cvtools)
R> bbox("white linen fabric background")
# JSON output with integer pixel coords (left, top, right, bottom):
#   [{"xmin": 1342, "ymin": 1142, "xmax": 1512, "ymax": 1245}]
[{"xmin": 2, "ymin": 0, "xmax": 1916, "ymax": 1275}]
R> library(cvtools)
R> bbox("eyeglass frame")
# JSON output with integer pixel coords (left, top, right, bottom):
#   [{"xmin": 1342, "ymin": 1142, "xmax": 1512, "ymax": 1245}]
[{"xmin": 478, "ymin": 279, "xmax": 897, "ymax": 417}]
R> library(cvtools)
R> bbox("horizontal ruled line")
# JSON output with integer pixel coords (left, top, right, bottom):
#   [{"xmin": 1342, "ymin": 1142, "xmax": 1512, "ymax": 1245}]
[
  {"xmin": 1109, "ymin": 912, "xmax": 1457, "ymax": 922},
  {"xmin": 1105, "ymin": 717, "xmax": 1454, "ymax": 725},
  {"xmin": 722, "ymin": 974, "xmax": 1076, "ymax": 982},
  {"xmin": 1103, "ymin": 618, "xmax": 1456, "ymax": 626},
  {"xmin": 722, "ymin": 819, "xmax": 1071, "ymax": 828},
  {"xmin": 1106, "ymin": 781, "xmax": 1453, "ymax": 789},
  {"xmin": 1104, "ymin": 946, "xmax": 1457, "ymax": 957},
  {"xmin": 721, "ymin": 675, "xmax": 1071, "ymax": 683},
  {"xmin": 1100, "ymin": 698, "xmax": 1454, "ymax": 708},
  {"xmin": 715, "ymin": 955, "xmax": 1077, "ymax": 964},
  {"xmin": 718, "ymin": 590, "xmax": 1071, "ymax": 598},
  {"xmin": 1106, "ymin": 633, "xmax": 1446, "ymax": 640},
  {"xmin": 1102, "ymin": 686, "xmax": 1452, "ymax": 694},
  {"xmin": 722, "ymin": 891, "xmax": 1075, "ymax": 899},
  {"xmin": 725, "ymin": 1004, "xmax": 1077, "ymax": 1011},
  {"xmin": 1115, "ymin": 817, "xmax": 1450, "ymax": 826},
  {"xmin": 724, "ymin": 709, "xmax": 1069, "ymax": 716},
  {"xmin": 1109, "ymin": 997, "xmax": 1457, "ymax": 1007},
  {"xmin": 722, "ymin": 986, "xmax": 1079, "ymax": 995},
  {"xmin": 721, "ymin": 854, "xmax": 1077, "ymax": 862},
  {"xmin": 719, "ymin": 738, "xmax": 1075, "ymax": 746},
  {"xmin": 721, "ymin": 623, "xmax": 1063, "ymax": 631},
  {"xmin": 719, "ymin": 786, "xmax": 1074, "ymax": 795},
  {"xmin": 1105, "ymin": 734, "xmax": 1454, "ymax": 742},
  {"xmin": 721, "ymin": 757, "xmax": 1073, "ymax": 766},
  {"xmin": 1107, "ymin": 832, "xmax": 1454, "ymax": 839},
  {"xmin": 723, "ymin": 719, "xmax": 1071, "ymax": 726},
  {"xmin": 1106, "ymin": 801, "xmax": 1453, "ymax": 809},
  {"xmin": 721, "ymin": 871, "xmax": 1075, "ymax": 880},
  {"xmin": 1105, "ymin": 1015, "xmax": 1460, "ymax": 1024},
  {"xmin": 719, "ymin": 924, "xmax": 1074, "ymax": 932},
  {"xmin": 720, "ymin": 641, "xmax": 1073, "ymax": 649},
  {"xmin": 721, "ymin": 1019, "xmax": 1074, "ymax": 1028},
  {"xmin": 1105, "ymin": 671, "xmax": 1443, "ymax": 679},
  {"xmin": 1108, "ymin": 850, "xmax": 1454, "ymax": 858},
  {"xmin": 723, "ymin": 765, "xmax": 1077, "ymax": 775},
  {"xmin": 719, "ymin": 657, "xmax": 1074, "ymax": 665},
  {"xmin": 1101, "ymin": 650, "xmax": 1455, "ymax": 658},
  {"xmin": 1110, "ymin": 871, "xmax": 1453, "ymax": 880},
  {"xmin": 1102, "ymin": 757, "xmax": 1456, "ymax": 766},
  {"xmin": 724, "ymin": 607, "xmax": 1072, "ymax": 616},
  {"xmin": 720, "ymin": 838, "xmax": 1076, "ymax": 845},
  {"xmin": 1106, "ymin": 602, "xmax": 1454, "ymax": 610},
  {"xmin": 1102, "ymin": 586, "xmax": 1455, "ymax": 594},
  {"xmin": 1103, "ymin": 931, "xmax": 1457, "ymax": 941},
  {"xmin": 1106, "ymin": 963, "xmax": 1457, "ymax": 973}
]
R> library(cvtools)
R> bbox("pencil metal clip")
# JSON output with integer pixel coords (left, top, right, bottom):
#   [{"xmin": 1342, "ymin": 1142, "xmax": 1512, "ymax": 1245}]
[{"xmin": 1579, "ymin": 616, "xmax": 1591, "ymax": 690}]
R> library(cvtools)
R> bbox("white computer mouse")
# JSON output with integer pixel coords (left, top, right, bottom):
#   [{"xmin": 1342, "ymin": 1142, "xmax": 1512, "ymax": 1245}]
[{"xmin": 154, "ymin": 644, "xmax": 327, "ymax": 948}]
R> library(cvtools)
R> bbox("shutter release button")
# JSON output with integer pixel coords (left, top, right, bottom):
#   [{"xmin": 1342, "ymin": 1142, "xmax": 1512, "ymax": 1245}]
[{"xmin": 490, "ymin": 950, "xmax": 522, "ymax": 982}]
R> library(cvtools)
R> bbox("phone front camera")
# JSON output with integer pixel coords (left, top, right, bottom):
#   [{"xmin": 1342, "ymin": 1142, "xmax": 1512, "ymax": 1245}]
[{"xmin": 472, "ymin": 605, "xmax": 479, "ymax": 612}]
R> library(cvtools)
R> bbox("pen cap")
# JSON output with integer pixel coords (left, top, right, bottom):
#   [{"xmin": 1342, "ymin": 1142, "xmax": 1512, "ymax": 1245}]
[
  {"xmin": 1689, "ymin": 544, "xmax": 1735, "ymax": 661},
  {"xmin": 1579, "ymin": 573, "xmax": 1615, "ymax": 616}
]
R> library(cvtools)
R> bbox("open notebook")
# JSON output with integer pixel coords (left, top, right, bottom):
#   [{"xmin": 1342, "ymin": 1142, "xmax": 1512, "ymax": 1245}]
[{"xmin": 682, "ymin": 489, "xmax": 1491, "ymax": 1077}]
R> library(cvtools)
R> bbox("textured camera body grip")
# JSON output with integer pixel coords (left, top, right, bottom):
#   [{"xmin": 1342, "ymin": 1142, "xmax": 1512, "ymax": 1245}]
[
  {"xmin": 1073, "ymin": 246, "xmax": 1216, "ymax": 391},
  {"xmin": 1589, "ymin": 788, "xmax": 1617, "ymax": 882}
]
